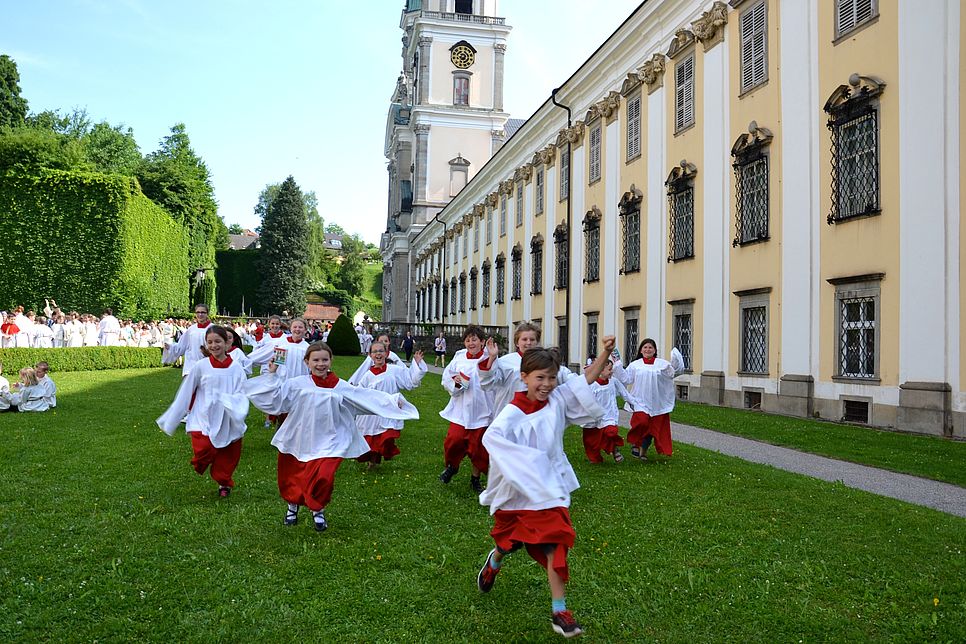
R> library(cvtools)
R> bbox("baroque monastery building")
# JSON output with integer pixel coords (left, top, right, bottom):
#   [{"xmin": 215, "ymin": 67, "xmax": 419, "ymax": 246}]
[{"xmin": 381, "ymin": 0, "xmax": 965, "ymax": 438}]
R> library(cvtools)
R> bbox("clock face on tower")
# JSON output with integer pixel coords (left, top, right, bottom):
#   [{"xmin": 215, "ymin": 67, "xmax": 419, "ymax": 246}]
[{"xmin": 450, "ymin": 44, "xmax": 475, "ymax": 69}]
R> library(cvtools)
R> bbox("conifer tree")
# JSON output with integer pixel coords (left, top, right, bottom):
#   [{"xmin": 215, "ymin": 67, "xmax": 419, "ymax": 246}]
[
  {"xmin": 256, "ymin": 176, "xmax": 309, "ymax": 315},
  {"xmin": 0, "ymin": 55, "xmax": 28, "ymax": 128}
]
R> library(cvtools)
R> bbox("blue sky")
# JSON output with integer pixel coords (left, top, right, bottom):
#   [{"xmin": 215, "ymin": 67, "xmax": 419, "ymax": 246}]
[{"xmin": 4, "ymin": 0, "xmax": 642, "ymax": 244}]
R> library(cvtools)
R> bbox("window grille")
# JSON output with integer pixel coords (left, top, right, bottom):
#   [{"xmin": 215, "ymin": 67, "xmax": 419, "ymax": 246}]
[
  {"xmin": 474, "ymin": 218, "xmax": 480, "ymax": 251},
  {"xmin": 531, "ymin": 238, "xmax": 543, "ymax": 295},
  {"xmin": 624, "ymin": 317, "xmax": 639, "ymax": 361},
  {"xmin": 830, "ymin": 111, "xmax": 879, "ymax": 222},
  {"xmin": 535, "ymin": 169, "xmax": 544, "ymax": 215},
  {"xmin": 583, "ymin": 212, "xmax": 600, "ymax": 282},
  {"xmin": 557, "ymin": 319, "xmax": 569, "ymax": 366},
  {"xmin": 500, "ymin": 197, "xmax": 507, "ymax": 236},
  {"xmin": 589, "ymin": 125, "xmax": 601, "ymax": 183},
  {"xmin": 469, "ymin": 268, "xmax": 478, "ymax": 310},
  {"xmin": 495, "ymin": 255, "xmax": 505, "ymax": 304},
  {"xmin": 836, "ymin": 0, "xmax": 877, "ymax": 38},
  {"xmin": 516, "ymin": 184, "xmax": 524, "ymax": 227},
  {"xmin": 674, "ymin": 313, "xmax": 692, "ymax": 370},
  {"xmin": 626, "ymin": 95, "xmax": 641, "ymax": 160},
  {"xmin": 442, "ymin": 282, "xmax": 449, "ymax": 317},
  {"xmin": 743, "ymin": 390, "xmax": 762, "ymax": 410},
  {"xmin": 843, "ymin": 399, "xmax": 870, "ymax": 423},
  {"xmin": 839, "ymin": 296, "xmax": 875, "ymax": 378},
  {"xmin": 481, "ymin": 263, "xmax": 490, "ymax": 307},
  {"xmin": 734, "ymin": 156, "xmax": 769, "ymax": 244},
  {"xmin": 741, "ymin": 306, "xmax": 767, "ymax": 373},
  {"xmin": 486, "ymin": 207, "xmax": 493, "ymax": 244},
  {"xmin": 462, "ymin": 231, "xmax": 468, "ymax": 258},
  {"xmin": 458, "ymin": 274, "xmax": 466, "ymax": 312},
  {"xmin": 511, "ymin": 246, "xmax": 522, "ymax": 300},
  {"xmin": 554, "ymin": 224, "xmax": 569, "ymax": 289},
  {"xmin": 450, "ymin": 278, "xmax": 457, "ymax": 313},
  {"xmin": 620, "ymin": 207, "xmax": 641, "ymax": 272},
  {"xmin": 586, "ymin": 319, "xmax": 598, "ymax": 361},
  {"xmin": 739, "ymin": 1, "xmax": 767, "ymax": 93},
  {"xmin": 668, "ymin": 188, "xmax": 694, "ymax": 261},
  {"xmin": 559, "ymin": 147, "xmax": 570, "ymax": 200},
  {"xmin": 675, "ymin": 54, "xmax": 695, "ymax": 132}
]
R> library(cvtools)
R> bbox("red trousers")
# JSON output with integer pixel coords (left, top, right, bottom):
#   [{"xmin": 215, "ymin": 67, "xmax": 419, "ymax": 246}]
[
  {"xmin": 189, "ymin": 432, "xmax": 243, "ymax": 488},
  {"xmin": 582, "ymin": 425, "xmax": 625, "ymax": 463},
  {"xmin": 357, "ymin": 429, "xmax": 402, "ymax": 463},
  {"xmin": 443, "ymin": 423, "xmax": 488, "ymax": 472},
  {"xmin": 277, "ymin": 453, "xmax": 343, "ymax": 511},
  {"xmin": 628, "ymin": 412, "xmax": 673, "ymax": 455},
  {"xmin": 491, "ymin": 507, "xmax": 575, "ymax": 582}
]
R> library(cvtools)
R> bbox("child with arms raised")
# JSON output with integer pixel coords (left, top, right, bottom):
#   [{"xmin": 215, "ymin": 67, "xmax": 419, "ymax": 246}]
[
  {"xmin": 246, "ymin": 342, "xmax": 418, "ymax": 531},
  {"xmin": 476, "ymin": 336, "xmax": 615, "ymax": 639},
  {"xmin": 156, "ymin": 325, "xmax": 250, "ymax": 498}
]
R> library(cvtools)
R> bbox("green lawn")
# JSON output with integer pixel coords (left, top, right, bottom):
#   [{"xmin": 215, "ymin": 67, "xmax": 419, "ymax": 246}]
[
  {"xmin": 672, "ymin": 401, "xmax": 966, "ymax": 487},
  {"xmin": 1, "ymin": 360, "xmax": 963, "ymax": 642}
]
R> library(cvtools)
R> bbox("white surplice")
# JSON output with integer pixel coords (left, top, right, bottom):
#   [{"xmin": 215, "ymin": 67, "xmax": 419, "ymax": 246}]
[
  {"xmin": 156, "ymin": 357, "xmax": 249, "ymax": 448},
  {"xmin": 347, "ymin": 351, "xmax": 403, "ymax": 385},
  {"xmin": 478, "ymin": 351, "xmax": 577, "ymax": 417},
  {"xmin": 439, "ymin": 349, "xmax": 493, "ymax": 429},
  {"xmin": 610, "ymin": 348, "xmax": 685, "ymax": 417},
  {"xmin": 354, "ymin": 360, "xmax": 427, "ymax": 435},
  {"xmin": 161, "ymin": 323, "xmax": 211, "ymax": 376}
]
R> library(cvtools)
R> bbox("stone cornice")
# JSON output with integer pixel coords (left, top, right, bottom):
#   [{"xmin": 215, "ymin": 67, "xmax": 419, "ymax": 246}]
[
  {"xmin": 494, "ymin": 43, "xmax": 507, "ymax": 53},
  {"xmin": 731, "ymin": 121, "xmax": 774, "ymax": 160},
  {"xmin": 640, "ymin": 54, "xmax": 667, "ymax": 93},
  {"xmin": 453, "ymin": 221, "xmax": 464, "ymax": 234},
  {"xmin": 486, "ymin": 192, "xmax": 499, "ymax": 207},
  {"xmin": 666, "ymin": 29, "xmax": 695, "ymax": 59},
  {"xmin": 583, "ymin": 205, "xmax": 603, "ymax": 224},
  {"xmin": 666, "ymin": 160, "xmax": 698, "ymax": 189},
  {"xmin": 499, "ymin": 179, "xmax": 515, "ymax": 195},
  {"xmin": 619, "ymin": 183, "xmax": 644, "ymax": 213},
  {"xmin": 692, "ymin": 1, "xmax": 729, "ymax": 51},
  {"xmin": 461, "ymin": 212, "xmax": 474, "ymax": 226},
  {"xmin": 824, "ymin": 73, "xmax": 887, "ymax": 115},
  {"xmin": 472, "ymin": 203, "xmax": 485, "ymax": 219},
  {"xmin": 556, "ymin": 120, "xmax": 585, "ymax": 147},
  {"xmin": 514, "ymin": 164, "xmax": 533, "ymax": 183},
  {"xmin": 535, "ymin": 144, "xmax": 556, "ymax": 166},
  {"xmin": 620, "ymin": 70, "xmax": 643, "ymax": 96},
  {"xmin": 413, "ymin": 123, "xmax": 431, "ymax": 134}
]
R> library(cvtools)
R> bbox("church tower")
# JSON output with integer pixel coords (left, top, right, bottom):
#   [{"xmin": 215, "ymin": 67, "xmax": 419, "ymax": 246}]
[{"xmin": 382, "ymin": 0, "xmax": 511, "ymax": 322}]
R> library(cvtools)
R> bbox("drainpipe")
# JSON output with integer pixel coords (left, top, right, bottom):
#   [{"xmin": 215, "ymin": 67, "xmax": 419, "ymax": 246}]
[{"xmin": 551, "ymin": 87, "xmax": 572, "ymax": 366}]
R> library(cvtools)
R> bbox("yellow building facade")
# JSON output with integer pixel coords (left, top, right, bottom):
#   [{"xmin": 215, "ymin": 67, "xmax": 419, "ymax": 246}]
[{"xmin": 395, "ymin": 0, "xmax": 964, "ymax": 437}]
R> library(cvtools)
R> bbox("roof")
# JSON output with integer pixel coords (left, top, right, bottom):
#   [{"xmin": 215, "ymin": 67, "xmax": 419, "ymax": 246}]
[
  {"xmin": 504, "ymin": 118, "xmax": 526, "ymax": 140},
  {"xmin": 304, "ymin": 303, "xmax": 341, "ymax": 320},
  {"xmin": 228, "ymin": 233, "xmax": 259, "ymax": 250}
]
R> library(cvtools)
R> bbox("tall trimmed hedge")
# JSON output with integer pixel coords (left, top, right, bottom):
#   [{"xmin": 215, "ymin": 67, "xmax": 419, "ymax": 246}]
[
  {"xmin": 0, "ymin": 169, "xmax": 189, "ymax": 318},
  {"xmin": 0, "ymin": 347, "xmax": 166, "ymax": 374},
  {"xmin": 326, "ymin": 314, "xmax": 360, "ymax": 356},
  {"xmin": 215, "ymin": 249, "xmax": 261, "ymax": 316}
]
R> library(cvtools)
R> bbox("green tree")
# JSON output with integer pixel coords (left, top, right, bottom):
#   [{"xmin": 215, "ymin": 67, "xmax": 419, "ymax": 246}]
[
  {"xmin": 0, "ymin": 126, "xmax": 88, "ymax": 175},
  {"xmin": 137, "ymin": 123, "xmax": 222, "ymax": 307},
  {"xmin": 0, "ymin": 55, "xmax": 28, "ymax": 128},
  {"xmin": 83, "ymin": 122, "xmax": 141, "ymax": 175},
  {"xmin": 333, "ymin": 234, "xmax": 366, "ymax": 298},
  {"xmin": 256, "ymin": 176, "xmax": 309, "ymax": 315},
  {"xmin": 227, "ymin": 223, "xmax": 244, "ymax": 235},
  {"xmin": 255, "ymin": 182, "xmax": 335, "ymax": 288}
]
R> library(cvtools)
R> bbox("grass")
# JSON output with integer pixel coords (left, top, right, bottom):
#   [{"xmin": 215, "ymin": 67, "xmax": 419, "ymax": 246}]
[
  {"xmin": 672, "ymin": 401, "xmax": 966, "ymax": 488},
  {"xmin": 0, "ymin": 359, "xmax": 963, "ymax": 642},
  {"xmin": 356, "ymin": 262, "xmax": 383, "ymax": 321}
]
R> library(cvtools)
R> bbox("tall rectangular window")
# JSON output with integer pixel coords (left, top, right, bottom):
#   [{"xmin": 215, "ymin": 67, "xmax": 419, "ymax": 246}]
[
  {"xmin": 835, "ymin": 0, "xmax": 877, "ymax": 38},
  {"xmin": 832, "ymin": 111, "xmax": 879, "ymax": 221},
  {"xmin": 486, "ymin": 207, "xmax": 493, "ymax": 244},
  {"xmin": 583, "ymin": 214, "xmax": 600, "ymax": 282},
  {"xmin": 442, "ymin": 282, "xmax": 449, "ymax": 317},
  {"xmin": 839, "ymin": 297, "xmax": 876, "ymax": 378},
  {"xmin": 589, "ymin": 124, "xmax": 602, "ymax": 183},
  {"xmin": 535, "ymin": 169, "xmax": 544, "ymax": 215},
  {"xmin": 511, "ymin": 249, "xmax": 522, "ymax": 300},
  {"xmin": 462, "ymin": 231, "xmax": 468, "ymax": 258},
  {"xmin": 675, "ymin": 53, "xmax": 695, "ymax": 132},
  {"xmin": 516, "ymin": 184, "xmax": 524, "ymax": 227},
  {"xmin": 554, "ymin": 225, "xmax": 568, "ymax": 289},
  {"xmin": 453, "ymin": 75, "xmax": 470, "ymax": 106},
  {"xmin": 531, "ymin": 240, "xmax": 543, "ymax": 295},
  {"xmin": 741, "ymin": 305, "xmax": 768, "ymax": 374},
  {"xmin": 495, "ymin": 258, "xmax": 505, "ymax": 304},
  {"xmin": 734, "ymin": 156, "xmax": 769, "ymax": 244},
  {"xmin": 500, "ymin": 197, "xmax": 507, "ymax": 236},
  {"xmin": 469, "ymin": 269, "xmax": 478, "ymax": 311},
  {"xmin": 669, "ymin": 187, "xmax": 694, "ymax": 261},
  {"xmin": 739, "ymin": 1, "xmax": 767, "ymax": 93},
  {"xmin": 481, "ymin": 264, "xmax": 490, "ymax": 307},
  {"xmin": 626, "ymin": 94, "xmax": 641, "ymax": 160},
  {"xmin": 620, "ymin": 205, "xmax": 641, "ymax": 273},
  {"xmin": 623, "ymin": 311, "xmax": 639, "ymax": 361},
  {"xmin": 450, "ymin": 279, "xmax": 457, "ymax": 314},
  {"xmin": 474, "ymin": 217, "xmax": 480, "ymax": 251},
  {"xmin": 674, "ymin": 313, "xmax": 692, "ymax": 371},
  {"xmin": 458, "ymin": 274, "xmax": 466, "ymax": 313},
  {"xmin": 585, "ymin": 314, "xmax": 599, "ymax": 363},
  {"xmin": 559, "ymin": 147, "xmax": 570, "ymax": 200}
]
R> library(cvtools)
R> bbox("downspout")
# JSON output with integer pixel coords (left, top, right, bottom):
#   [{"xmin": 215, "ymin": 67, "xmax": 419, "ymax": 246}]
[{"xmin": 551, "ymin": 87, "xmax": 573, "ymax": 366}]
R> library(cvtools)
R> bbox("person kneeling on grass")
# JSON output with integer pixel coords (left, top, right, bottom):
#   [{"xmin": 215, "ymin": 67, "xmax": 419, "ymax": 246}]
[
  {"xmin": 156, "ymin": 325, "xmax": 250, "ymax": 498},
  {"xmin": 476, "ymin": 336, "xmax": 616, "ymax": 639},
  {"xmin": 245, "ymin": 342, "xmax": 418, "ymax": 532}
]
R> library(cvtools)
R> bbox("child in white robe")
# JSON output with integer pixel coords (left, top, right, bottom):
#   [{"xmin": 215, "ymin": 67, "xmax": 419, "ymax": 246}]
[
  {"xmin": 245, "ymin": 342, "xmax": 418, "ymax": 531},
  {"xmin": 438, "ymin": 325, "xmax": 493, "ymax": 493},
  {"xmin": 52, "ymin": 315, "xmax": 66, "ymax": 348},
  {"xmin": 162, "ymin": 304, "xmax": 214, "ymax": 377},
  {"xmin": 247, "ymin": 318, "xmax": 310, "ymax": 428},
  {"xmin": 3, "ymin": 367, "xmax": 50, "ymax": 412},
  {"xmin": 476, "ymin": 337, "xmax": 615, "ymax": 639},
  {"xmin": 83, "ymin": 316, "xmax": 99, "ymax": 347},
  {"xmin": 580, "ymin": 357, "xmax": 630, "ymax": 463},
  {"xmin": 66, "ymin": 314, "xmax": 84, "ymax": 348},
  {"xmin": 353, "ymin": 342, "xmax": 427, "ymax": 468},
  {"xmin": 225, "ymin": 328, "xmax": 253, "ymax": 376},
  {"xmin": 156, "ymin": 325, "xmax": 250, "ymax": 498},
  {"xmin": 348, "ymin": 332, "xmax": 403, "ymax": 384},
  {"xmin": 34, "ymin": 361, "xmax": 57, "ymax": 409},
  {"xmin": 33, "ymin": 318, "xmax": 54, "ymax": 348},
  {"xmin": 610, "ymin": 339, "xmax": 685, "ymax": 459},
  {"xmin": 0, "ymin": 363, "xmax": 11, "ymax": 412}
]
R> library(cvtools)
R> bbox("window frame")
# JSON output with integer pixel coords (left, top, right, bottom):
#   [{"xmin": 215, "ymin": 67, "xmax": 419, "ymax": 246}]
[
  {"xmin": 585, "ymin": 313, "xmax": 599, "ymax": 363},
  {"xmin": 553, "ymin": 224, "xmax": 569, "ymax": 290},
  {"xmin": 736, "ymin": 290, "xmax": 770, "ymax": 375},
  {"xmin": 481, "ymin": 261, "xmax": 491, "ymax": 308},
  {"xmin": 453, "ymin": 72, "xmax": 471, "ymax": 106},
  {"xmin": 834, "ymin": 0, "xmax": 878, "ymax": 40},
  {"xmin": 671, "ymin": 300, "xmax": 694, "ymax": 373},
  {"xmin": 674, "ymin": 52, "xmax": 695, "ymax": 133},
  {"xmin": 622, "ymin": 307, "xmax": 640, "ymax": 362},
  {"xmin": 494, "ymin": 254, "xmax": 506, "ymax": 304},
  {"xmin": 535, "ymin": 168, "xmax": 545, "ymax": 215},
  {"xmin": 831, "ymin": 275, "xmax": 882, "ymax": 381},
  {"xmin": 469, "ymin": 267, "xmax": 478, "ymax": 311},
  {"xmin": 515, "ymin": 183, "xmax": 524, "ymax": 228},
  {"xmin": 510, "ymin": 245, "xmax": 523, "ymax": 301},
  {"xmin": 583, "ymin": 209, "xmax": 601, "ymax": 283},
  {"xmin": 739, "ymin": 0, "xmax": 768, "ymax": 95},
  {"xmin": 626, "ymin": 93, "xmax": 642, "ymax": 161},
  {"xmin": 558, "ymin": 146, "xmax": 570, "ymax": 201},
  {"xmin": 588, "ymin": 122, "xmax": 602, "ymax": 184},
  {"xmin": 530, "ymin": 236, "xmax": 544, "ymax": 295}
]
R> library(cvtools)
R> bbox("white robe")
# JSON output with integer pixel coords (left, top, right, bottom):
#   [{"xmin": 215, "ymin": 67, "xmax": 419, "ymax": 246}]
[
  {"xmin": 247, "ymin": 333, "xmax": 289, "ymax": 366},
  {"xmin": 581, "ymin": 377, "xmax": 631, "ymax": 428},
  {"xmin": 52, "ymin": 323, "xmax": 66, "ymax": 347},
  {"xmin": 83, "ymin": 322, "xmax": 98, "ymax": 347},
  {"xmin": 611, "ymin": 349, "xmax": 685, "ymax": 417},
  {"xmin": 479, "ymin": 376, "xmax": 604, "ymax": 514},
  {"xmin": 33, "ymin": 324, "xmax": 54, "ymax": 348},
  {"xmin": 438, "ymin": 349, "xmax": 493, "ymax": 429},
  {"xmin": 228, "ymin": 347, "xmax": 253, "ymax": 376},
  {"xmin": 156, "ymin": 358, "xmax": 249, "ymax": 448},
  {"xmin": 5, "ymin": 383, "xmax": 49, "ymax": 412},
  {"xmin": 13, "ymin": 314, "xmax": 32, "ymax": 348},
  {"xmin": 0, "ymin": 376, "xmax": 10, "ymax": 411},
  {"xmin": 479, "ymin": 351, "xmax": 577, "ymax": 418},
  {"xmin": 354, "ymin": 360, "xmax": 427, "ymax": 434},
  {"xmin": 66, "ymin": 321, "xmax": 84, "ymax": 348},
  {"xmin": 348, "ymin": 351, "xmax": 403, "ymax": 385},
  {"xmin": 37, "ymin": 376, "xmax": 57, "ymax": 408},
  {"xmin": 98, "ymin": 315, "xmax": 121, "ymax": 346},
  {"xmin": 245, "ymin": 373, "xmax": 419, "ymax": 461},
  {"xmin": 161, "ymin": 323, "xmax": 211, "ymax": 376}
]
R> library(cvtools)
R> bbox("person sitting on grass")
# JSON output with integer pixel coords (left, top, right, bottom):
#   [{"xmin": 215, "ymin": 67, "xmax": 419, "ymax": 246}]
[
  {"xmin": 2, "ymin": 367, "xmax": 49, "ymax": 413},
  {"xmin": 476, "ymin": 336, "xmax": 615, "ymax": 639},
  {"xmin": 245, "ymin": 342, "xmax": 418, "ymax": 532},
  {"xmin": 34, "ymin": 361, "xmax": 57, "ymax": 409},
  {"xmin": 0, "ymin": 363, "xmax": 11, "ymax": 412},
  {"xmin": 156, "ymin": 325, "xmax": 250, "ymax": 499}
]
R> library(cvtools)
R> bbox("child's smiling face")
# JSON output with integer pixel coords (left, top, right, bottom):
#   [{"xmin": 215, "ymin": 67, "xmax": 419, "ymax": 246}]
[
  {"xmin": 306, "ymin": 349, "xmax": 332, "ymax": 377},
  {"xmin": 521, "ymin": 367, "xmax": 558, "ymax": 402}
]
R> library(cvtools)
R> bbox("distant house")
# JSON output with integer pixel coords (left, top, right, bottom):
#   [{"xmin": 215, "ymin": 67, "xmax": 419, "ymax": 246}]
[
  {"xmin": 323, "ymin": 233, "xmax": 346, "ymax": 252},
  {"xmin": 228, "ymin": 230, "xmax": 260, "ymax": 250},
  {"xmin": 304, "ymin": 303, "xmax": 341, "ymax": 322}
]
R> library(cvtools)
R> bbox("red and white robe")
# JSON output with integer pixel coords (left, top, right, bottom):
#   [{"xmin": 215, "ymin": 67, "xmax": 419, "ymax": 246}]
[{"xmin": 353, "ymin": 359, "xmax": 427, "ymax": 462}]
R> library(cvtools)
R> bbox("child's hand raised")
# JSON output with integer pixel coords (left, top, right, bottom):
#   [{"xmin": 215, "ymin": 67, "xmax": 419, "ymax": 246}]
[
  {"xmin": 601, "ymin": 335, "xmax": 616, "ymax": 353},
  {"xmin": 485, "ymin": 337, "xmax": 499, "ymax": 357},
  {"xmin": 413, "ymin": 349, "xmax": 424, "ymax": 364}
]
